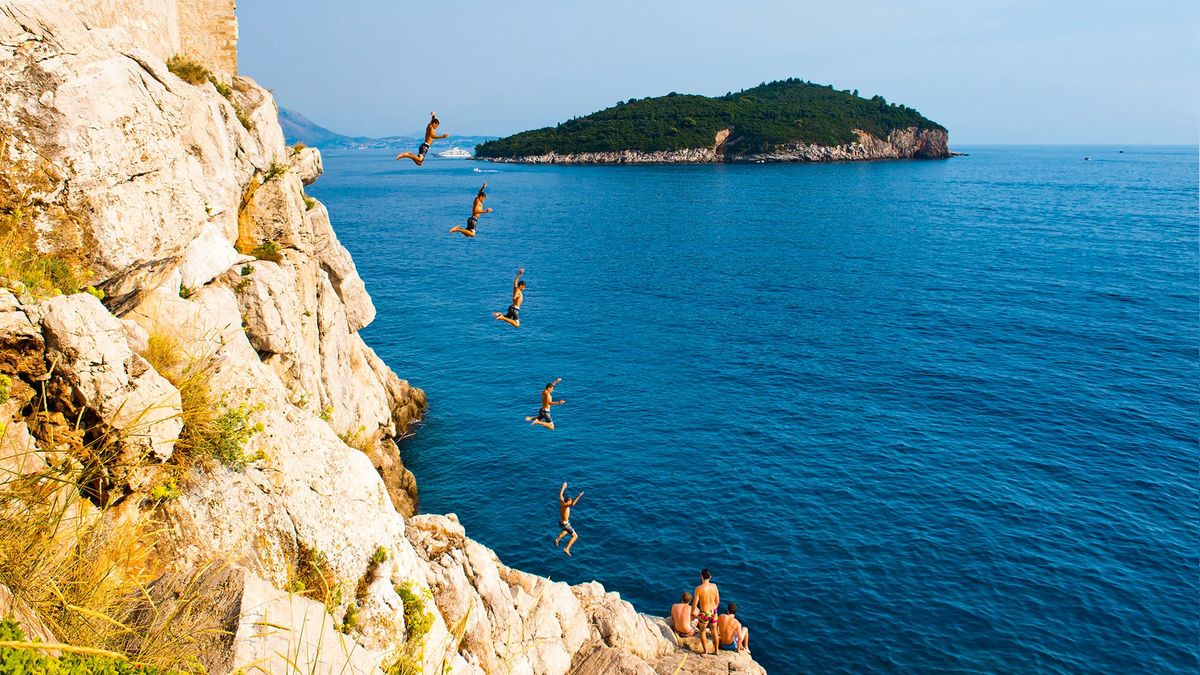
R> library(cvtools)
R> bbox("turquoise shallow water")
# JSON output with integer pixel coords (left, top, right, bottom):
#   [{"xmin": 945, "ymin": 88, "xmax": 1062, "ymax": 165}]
[{"xmin": 309, "ymin": 146, "xmax": 1199, "ymax": 674}]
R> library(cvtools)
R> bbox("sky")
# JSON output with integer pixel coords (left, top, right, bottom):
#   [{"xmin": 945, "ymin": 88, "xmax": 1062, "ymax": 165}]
[{"xmin": 237, "ymin": 1, "xmax": 1199, "ymax": 144}]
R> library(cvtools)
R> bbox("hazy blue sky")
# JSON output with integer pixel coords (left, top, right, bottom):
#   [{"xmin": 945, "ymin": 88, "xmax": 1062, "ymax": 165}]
[{"xmin": 238, "ymin": 1, "xmax": 1198, "ymax": 143}]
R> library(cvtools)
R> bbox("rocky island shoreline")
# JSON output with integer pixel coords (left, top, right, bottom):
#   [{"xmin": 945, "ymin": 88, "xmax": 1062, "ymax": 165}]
[{"xmin": 0, "ymin": 1, "xmax": 765, "ymax": 673}]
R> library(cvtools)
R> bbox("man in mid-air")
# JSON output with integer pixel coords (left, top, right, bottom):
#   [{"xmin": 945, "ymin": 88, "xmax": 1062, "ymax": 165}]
[
  {"xmin": 526, "ymin": 378, "xmax": 565, "ymax": 430},
  {"xmin": 555, "ymin": 482, "xmax": 584, "ymax": 557},
  {"xmin": 395, "ymin": 111, "xmax": 448, "ymax": 165},
  {"xmin": 493, "ymin": 268, "xmax": 525, "ymax": 327},
  {"xmin": 450, "ymin": 182, "xmax": 491, "ymax": 237}
]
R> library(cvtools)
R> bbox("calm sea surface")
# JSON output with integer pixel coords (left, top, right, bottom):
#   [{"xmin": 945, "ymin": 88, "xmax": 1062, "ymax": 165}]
[{"xmin": 309, "ymin": 146, "xmax": 1199, "ymax": 674}]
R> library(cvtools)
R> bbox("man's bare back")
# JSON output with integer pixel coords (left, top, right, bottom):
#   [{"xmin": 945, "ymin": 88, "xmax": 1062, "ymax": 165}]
[
  {"xmin": 690, "ymin": 569, "xmax": 721, "ymax": 654},
  {"xmin": 693, "ymin": 581, "xmax": 719, "ymax": 613}
]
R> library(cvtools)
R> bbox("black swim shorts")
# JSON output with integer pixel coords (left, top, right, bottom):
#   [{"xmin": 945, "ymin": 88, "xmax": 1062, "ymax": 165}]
[
  {"xmin": 505, "ymin": 304, "xmax": 519, "ymax": 320},
  {"xmin": 560, "ymin": 520, "xmax": 575, "ymax": 535},
  {"xmin": 466, "ymin": 216, "xmax": 478, "ymax": 230},
  {"xmin": 537, "ymin": 407, "xmax": 552, "ymax": 423},
  {"xmin": 418, "ymin": 142, "xmax": 431, "ymax": 157}
]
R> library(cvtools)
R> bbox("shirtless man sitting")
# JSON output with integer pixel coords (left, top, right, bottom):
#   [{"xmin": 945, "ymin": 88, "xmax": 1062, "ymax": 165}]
[
  {"xmin": 671, "ymin": 592, "xmax": 697, "ymax": 638},
  {"xmin": 526, "ymin": 378, "xmax": 565, "ymax": 430},
  {"xmin": 395, "ymin": 111, "xmax": 449, "ymax": 165},
  {"xmin": 450, "ymin": 182, "xmax": 491, "ymax": 237},
  {"xmin": 690, "ymin": 569, "xmax": 720, "ymax": 655},
  {"xmin": 493, "ymin": 268, "xmax": 524, "ymax": 327},
  {"xmin": 554, "ymin": 482, "xmax": 584, "ymax": 557},
  {"xmin": 717, "ymin": 602, "xmax": 750, "ymax": 653}
]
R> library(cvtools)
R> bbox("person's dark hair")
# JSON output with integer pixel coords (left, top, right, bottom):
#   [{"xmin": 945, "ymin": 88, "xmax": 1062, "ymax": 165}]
[
  {"xmin": 546, "ymin": 381, "xmax": 556, "ymax": 389},
  {"xmin": 700, "ymin": 569, "xmax": 711, "ymax": 580},
  {"xmin": 727, "ymin": 602, "xmax": 737, "ymax": 615},
  {"xmin": 517, "ymin": 280, "xmax": 526, "ymax": 288},
  {"xmin": 431, "ymin": 117, "xmax": 440, "ymax": 125},
  {"xmin": 681, "ymin": 592, "xmax": 693, "ymax": 603}
]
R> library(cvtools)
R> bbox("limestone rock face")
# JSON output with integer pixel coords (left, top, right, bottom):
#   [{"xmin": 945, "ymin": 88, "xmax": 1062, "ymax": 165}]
[
  {"xmin": 41, "ymin": 293, "xmax": 182, "ymax": 465},
  {"xmin": 0, "ymin": 2, "xmax": 767, "ymax": 673},
  {"xmin": 289, "ymin": 144, "xmax": 324, "ymax": 185}
]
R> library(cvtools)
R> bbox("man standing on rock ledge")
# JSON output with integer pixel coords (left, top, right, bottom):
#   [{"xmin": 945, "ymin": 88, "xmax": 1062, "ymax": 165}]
[
  {"xmin": 691, "ymin": 569, "xmax": 721, "ymax": 655},
  {"xmin": 395, "ymin": 111, "xmax": 449, "ymax": 165}
]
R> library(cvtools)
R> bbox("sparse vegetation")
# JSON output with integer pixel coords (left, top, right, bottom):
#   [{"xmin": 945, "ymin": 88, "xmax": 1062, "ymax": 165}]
[
  {"xmin": 288, "ymin": 543, "xmax": 341, "ymax": 609},
  {"xmin": 166, "ymin": 55, "xmax": 209, "ymax": 85},
  {"xmin": 0, "ymin": 446, "xmax": 219, "ymax": 669},
  {"xmin": 178, "ymin": 284, "xmax": 194, "ymax": 299},
  {"xmin": 303, "ymin": 195, "xmax": 316, "ymax": 210},
  {"xmin": 85, "ymin": 285, "xmax": 105, "ymax": 300},
  {"xmin": 1, "ymin": 127, "xmax": 92, "ymax": 297},
  {"xmin": 233, "ymin": 278, "xmax": 250, "ymax": 294},
  {"xmin": 236, "ymin": 108, "xmax": 254, "ymax": 131},
  {"xmin": 239, "ymin": 264, "xmax": 254, "ymax": 276},
  {"xmin": 355, "ymin": 547, "xmax": 389, "ymax": 604},
  {"xmin": 0, "ymin": 373, "xmax": 10, "ymax": 405},
  {"xmin": 338, "ymin": 602, "xmax": 359, "ymax": 634},
  {"xmin": 384, "ymin": 582, "xmax": 436, "ymax": 675},
  {"xmin": 338, "ymin": 425, "xmax": 370, "ymax": 453},
  {"xmin": 141, "ymin": 329, "xmax": 264, "ymax": 470},
  {"xmin": 263, "ymin": 163, "xmax": 289, "ymax": 181},
  {"xmin": 148, "ymin": 475, "xmax": 181, "ymax": 501},
  {"xmin": 251, "ymin": 239, "xmax": 283, "ymax": 263},
  {"xmin": 210, "ymin": 78, "xmax": 232, "ymax": 100},
  {"xmin": 291, "ymin": 142, "xmax": 307, "ymax": 152}
]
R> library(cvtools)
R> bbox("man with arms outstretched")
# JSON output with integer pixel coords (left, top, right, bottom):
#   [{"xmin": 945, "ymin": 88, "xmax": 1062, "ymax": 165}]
[
  {"xmin": 526, "ymin": 378, "xmax": 564, "ymax": 430},
  {"xmin": 690, "ymin": 569, "xmax": 720, "ymax": 655},
  {"xmin": 395, "ymin": 111, "xmax": 448, "ymax": 165},
  {"xmin": 555, "ymin": 482, "xmax": 584, "ymax": 557},
  {"xmin": 450, "ymin": 182, "xmax": 491, "ymax": 237},
  {"xmin": 493, "ymin": 268, "xmax": 525, "ymax": 327}
]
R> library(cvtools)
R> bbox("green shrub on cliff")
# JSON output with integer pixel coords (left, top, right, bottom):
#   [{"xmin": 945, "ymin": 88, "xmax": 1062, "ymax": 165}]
[
  {"xmin": 476, "ymin": 77, "xmax": 945, "ymax": 157},
  {"xmin": 251, "ymin": 239, "xmax": 283, "ymax": 263},
  {"xmin": 166, "ymin": 55, "xmax": 209, "ymax": 85},
  {"xmin": 0, "ymin": 620, "xmax": 170, "ymax": 674}
]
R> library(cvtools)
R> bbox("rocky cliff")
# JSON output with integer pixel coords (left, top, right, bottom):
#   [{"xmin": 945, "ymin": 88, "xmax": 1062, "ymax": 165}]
[
  {"xmin": 482, "ymin": 127, "xmax": 951, "ymax": 164},
  {"xmin": 0, "ymin": 2, "xmax": 764, "ymax": 673}
]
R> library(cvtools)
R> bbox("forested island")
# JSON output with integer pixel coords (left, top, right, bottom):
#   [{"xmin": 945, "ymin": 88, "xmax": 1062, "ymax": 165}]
[{"xmin": 475, "ymin": 78, "xmax": 950, "ymax": 164}]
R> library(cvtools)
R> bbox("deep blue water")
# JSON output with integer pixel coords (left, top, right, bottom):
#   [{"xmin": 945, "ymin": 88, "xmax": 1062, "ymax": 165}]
[{"xmin": 309, "ymin": 146, "xmax": 1199, "ymax": 674}]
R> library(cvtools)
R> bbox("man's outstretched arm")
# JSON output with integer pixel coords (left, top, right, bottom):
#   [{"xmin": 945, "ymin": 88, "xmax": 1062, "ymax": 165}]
[
  {"xmin": 513, "ymin": 268, "xmax": 524, "ymax": 288},
  {"xmin": 573, "ymin": 491, "xmax": 584, "ymax": 504},
  {"xmin": 559, "ymin": 482, "xmax": 567, "ymax": 501}
]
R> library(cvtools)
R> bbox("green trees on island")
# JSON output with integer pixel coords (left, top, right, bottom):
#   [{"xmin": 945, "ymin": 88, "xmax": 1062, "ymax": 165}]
[{"xmin": 475, "ymin": 78, "xmax": 945, "ymax": 158}]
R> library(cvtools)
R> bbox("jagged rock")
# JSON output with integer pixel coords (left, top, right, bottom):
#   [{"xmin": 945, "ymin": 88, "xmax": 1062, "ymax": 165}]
[
  {"xmin": 40, "ymin": 293, "xmax": 182, "ymax": 465},
  {"xmin": 228, "ymin": 568, "xmax": 384, "ymax": 674},
  {"xmin": 237, "ymin": 171, "xmax": 312, "ymax": 255},
  {"xmin": 0, "ymin": 290, "xmax": 46, "ymax": 378},
  {"xmin": 289, "ymin": 145, "xmax": 324, "ymax": 185},
  {"xmin": 177, "ymin": 221, "xmax": 250, "ymax": 290},
  {"xmin": 0, "ymin": 584, "xmax": 57, "ymax": 646},
  {"xmin": 308, "ymin": 201, "xmax": 375, "ymax": 331},
  {"xmin": 570, "ymin": 644, "xmax": 657, "ymax": 675}
]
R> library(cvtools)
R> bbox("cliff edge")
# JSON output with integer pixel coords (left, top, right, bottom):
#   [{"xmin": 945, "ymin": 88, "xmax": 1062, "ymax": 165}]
[{"xmin": 0, "ymin": 2, "xmax": 765, "ymax": 673}]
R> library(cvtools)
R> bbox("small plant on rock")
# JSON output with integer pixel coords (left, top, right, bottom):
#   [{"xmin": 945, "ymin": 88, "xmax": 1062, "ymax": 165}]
[
  {"xmin": 263, "ymin": 163, "xmax": 289, "ymax": 181},
  {"xmin": 178, "ymin": 284, "xmax": 194, "ymax": 299},
  {"xmin": 166, "ymin": 54, "xmax": 210, "ymax": 85},
  {"xmin": 240, "ymin": 264, "xmax": 254, "ymax": 276},
  {"xmin": 251, "ymin": 240, "xmax": 283, "ymax": 263},
  {"xmin": 303, "ymin": 195, "xmax": 317, "ymax": 210}
]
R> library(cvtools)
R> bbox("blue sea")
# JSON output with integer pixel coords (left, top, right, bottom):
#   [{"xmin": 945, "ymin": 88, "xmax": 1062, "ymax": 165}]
[{"xmin": 308, "ymin": 146, "xmax": 1199, "ymax": 674}]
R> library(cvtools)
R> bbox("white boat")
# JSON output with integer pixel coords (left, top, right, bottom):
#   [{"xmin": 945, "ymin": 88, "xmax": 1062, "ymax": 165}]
[{"xmin": 437, "ymin": 147, "xmax": 472, "ymax": 158}]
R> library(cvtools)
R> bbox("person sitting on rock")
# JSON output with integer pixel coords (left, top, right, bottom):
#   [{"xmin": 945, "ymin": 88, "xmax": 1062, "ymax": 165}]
[
  {"xmin": 449, "ymin": 182, "xmax": 491, "ymax": 237},
  {"xmin": 395, "ymin": 111, "xmax": 448, "ymax": 165},
  {"xmin": 526, "ymin": 378, "xmax": 564, "ymax": 430},
  {"xmin": 690, "ymin": 569, "xmax": 721, "ymax": 655},
  {"xmin": 493, "ymin": 268, "xmax": 525, "ymax": 327},
  {"xmin": 555, "ymin": 482, "xmax": 584, "ymax": 557},
  {"xmin": 717, "ymin": 602, "xmax": 749, "ymax": 653},
  {"xmin": 671, "ymin": 592, "xmax": 698, "ymax": 637}
]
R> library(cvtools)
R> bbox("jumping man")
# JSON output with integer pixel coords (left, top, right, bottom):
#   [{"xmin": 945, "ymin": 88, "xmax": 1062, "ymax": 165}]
[
  {"xmin": 555, "ymin": 482, "xmax": 584, "ymax": 557},
  {"xmin": 493, "ymin": 268, "xmax": 525, "ymax": 327},
  {"xmin": 449, "ymin": 182, "xmax": 491, "ymax": 237},
  {"xmin": 395, "ymin": 111, "xmax": 449, "ymax": 165},
  {"xmin": 526, "ymin": 378, "xmax": 565, "ymax": 430}
]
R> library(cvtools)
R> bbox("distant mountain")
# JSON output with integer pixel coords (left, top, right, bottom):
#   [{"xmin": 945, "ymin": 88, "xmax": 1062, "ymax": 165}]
[
  {"xmin": 278, "ymin": 108, "xmax": 496, "ymax": 154},
  {"xmin": 476, "ymin": 78, "xmax": 949, "ymax": 163}
]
